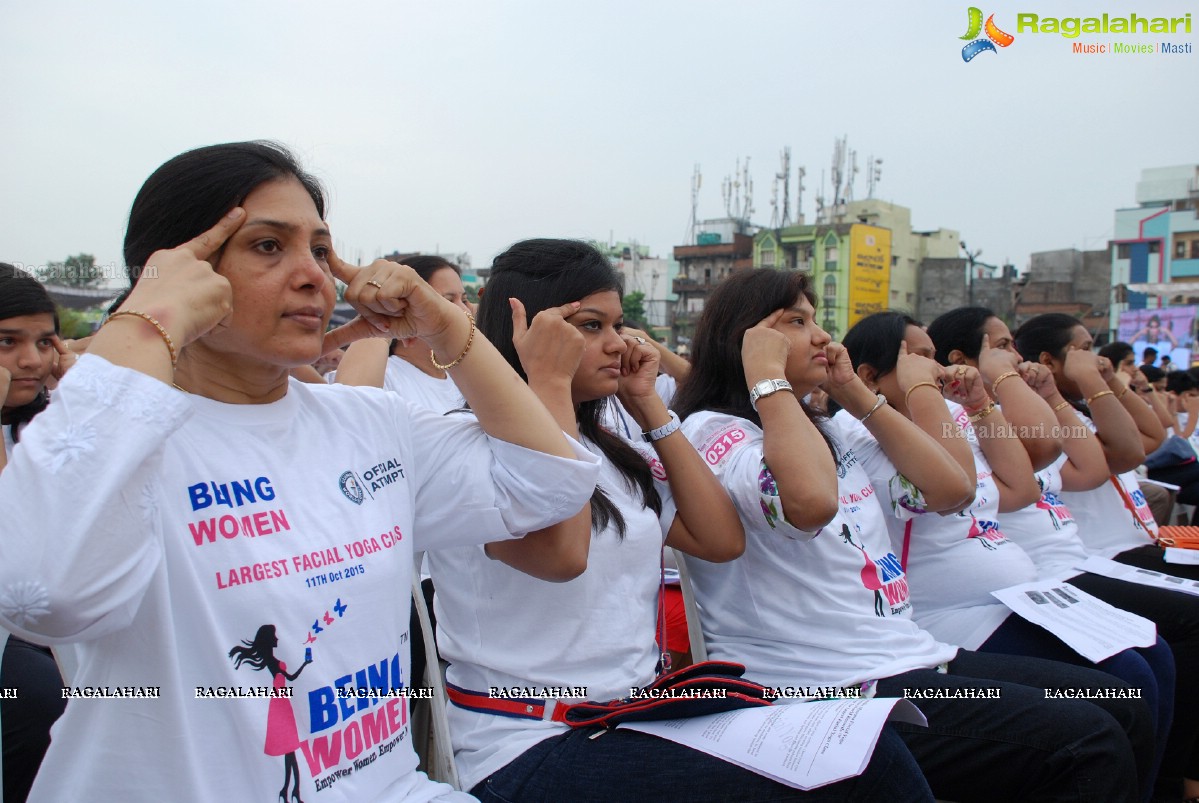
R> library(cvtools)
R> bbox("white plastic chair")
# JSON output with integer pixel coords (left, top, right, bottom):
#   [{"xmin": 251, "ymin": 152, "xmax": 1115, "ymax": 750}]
[
  {"xmin": 670, "ymin": 548, "xmax": 708, "ymax": 663},
  {"xmin": 410, "ymin": 572, "xmax": 460, "ymax": 790}
]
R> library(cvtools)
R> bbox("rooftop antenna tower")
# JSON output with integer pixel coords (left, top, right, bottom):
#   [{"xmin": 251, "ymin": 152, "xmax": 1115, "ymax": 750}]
[
  {"xmin": 815, "ymin": 168, "xmax": 826, "ymax": 223},
  {"xmin": 721, "ymin": 172, "xmax": 733, "ymax": 217},
  {"xmin": 867, "ymin": 156, "xmax": 883, "ymax": 199},
  {"xmin": 796, "ymin": 165, "xmax": 807, "ymax": 224},
  {"xmin": 846, "ymin": 148, "xmax": 859, "ymax": 203},
  {"xmin": 687, "ymin": 164, "xmax": 702, "ymax": 243},
  {"xmin": 830, "ymin": 136, "xmax": 846, "ymax": 209},
  {"xmin": 769, "ymin": 174, "xmax": 780, "ymax": 228},
  {"xmin": 741, "ymin": 157, "xmax": 754, "ymax": 222},
  {"xmin": 776, "ymin": 147, "xmax": 792, "ymax": 226}
]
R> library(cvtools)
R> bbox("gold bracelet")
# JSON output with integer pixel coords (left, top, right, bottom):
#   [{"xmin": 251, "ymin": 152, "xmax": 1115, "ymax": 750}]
[
  {"xmin": 429, "ymin": 309, "xmax": 476, "ymax": 371},
  {"xmin": 968, "ymin": 400, "xmax": 997, "ymax": 423},
  {"xmin": 1052, "ymin": 399, "xmax": 1072, "ymax": 412},
  {"xmin": 990, "ymin": 370, "xmax": 1021, "ymax": 394},
  {"xmin": 903, "ymin": 381, "xmax": 940, "ymax": 408},
  {"xmin": 1086, "ymin": 389, "xmax": 1115, "ymax": 406},
  {"xmin": 102, "ymin": 310, "xmax": 178, "ymax": 368},
  {"xmin": 1116, "ymin": 385, "xmax": 1130, "ymax": 399}
]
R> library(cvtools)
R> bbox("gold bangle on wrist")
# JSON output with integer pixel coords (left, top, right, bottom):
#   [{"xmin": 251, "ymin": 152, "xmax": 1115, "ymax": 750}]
[
  {"xmin": 1116, "ymin": 385, "xmax": 1130, "ymax": 399},
  {"xmin": 990, "ymin": 370, "xmax": 1021, "ymax": 394},
  {"xmin": 1052, "ymin": 399, "xmax": 1072, "ymax": 412},
  {"xmin": 101, "ymin": 310, "xmax": 178, "ymax": 368},
  {"xmin": 430, "ymin": 309, "xmax": 476, "ymax": 371},
  {"xmin": 903, "ymin": 381, "xmax": 940, "ymax": 408},
  {"xmin": 1086, "ymin": 389, "xmax": 1115, "ymax": 406},
  {"xmin": 968, "ymin": 400, "xmax": 997, "ymax": 423}
]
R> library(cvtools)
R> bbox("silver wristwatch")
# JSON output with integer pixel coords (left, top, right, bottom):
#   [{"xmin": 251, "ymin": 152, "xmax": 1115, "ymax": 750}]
[{"xmin": 749, "ymin": 378, "xmax": 793, "ymax": 411}]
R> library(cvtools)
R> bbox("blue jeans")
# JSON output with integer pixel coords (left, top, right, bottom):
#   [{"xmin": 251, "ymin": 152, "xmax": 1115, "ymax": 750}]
[
  {"xmin": 875, "ymin": 649, "xmax": 1145, "ymax": 803},
  {"xmin": 471, "ymin": 724, "xmax": 932, "ymax": 802},
  {"xmin": 977, "ymin": 612, "xmax": 1171, "ymax": 801}
]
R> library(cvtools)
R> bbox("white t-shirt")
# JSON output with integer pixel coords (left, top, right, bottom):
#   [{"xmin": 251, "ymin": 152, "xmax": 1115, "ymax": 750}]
[
  {"xmin": 429, "ymin": 436, "xmax": 676, "ymax": 792},
  {"xmin": 1058, "ymin": 410, "xmax": 1157, "ymax": 557},
  {"xmin": 835, "ymin": 403, "xmax": 1037, "ymax": 650},
  {"xmin": 997, "ymin": 454, "xmax": 1090, "ymax": 581},
  {"xmin": 678, "ymin": 410, "xmax": 956, "ymax": 691},
  {"xmin": 0, "ymin": 355, "xmax": 600, "ymax": 803},
  {"xmin": 383, "ymin": 356, "xmax": 465, "ymax": 414}
]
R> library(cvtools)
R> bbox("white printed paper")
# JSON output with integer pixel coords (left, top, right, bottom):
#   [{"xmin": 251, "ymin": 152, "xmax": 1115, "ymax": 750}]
[
  {"xmin": 1076, "ymin": 555, "xmax": 1199, "ymax": 596},
  {"xmin": 619, "ymin": 698, "xmax": 925, "ymax": 790},
  {"xmin": 1163, "ymin": 548, "xmax": 1199, "ymax": 566},
  {"xmin": 992, "ymin": 581, "xmax": 1156, "ymax": 662}
]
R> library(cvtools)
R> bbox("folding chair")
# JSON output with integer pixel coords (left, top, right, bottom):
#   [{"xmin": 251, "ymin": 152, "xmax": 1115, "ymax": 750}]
[
  {"xmin": 410, "ymin": 571, "xmax": 460, "ymax": 790},
  {"xmin": 670, "ymin": 548, "xmax": 708, "ymax": 663}
]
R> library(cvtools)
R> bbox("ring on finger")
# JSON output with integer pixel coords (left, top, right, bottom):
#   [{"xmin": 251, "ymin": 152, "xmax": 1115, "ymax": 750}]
[
  {"xmin": 633, "ymin": 336, "xmax": 647, "ymax": 345},
  {"xmin": 366, "ymin": 279, "xmax": 384, "ymax": 289}
]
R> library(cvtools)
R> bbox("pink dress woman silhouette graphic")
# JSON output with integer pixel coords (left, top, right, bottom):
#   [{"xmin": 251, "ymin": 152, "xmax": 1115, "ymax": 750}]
[
  {"xmin": 229, "ymin": 625, "xmax": 313, "ymax": 802},
  {"xmin": 839, "ymin": 524, "xmax": 886, "ymax": 617}
]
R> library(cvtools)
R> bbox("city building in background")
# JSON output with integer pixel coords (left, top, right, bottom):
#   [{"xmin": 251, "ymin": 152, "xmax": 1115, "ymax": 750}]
[
  {"xmin": 1111, "ymin": 164, "xmax": 1199, "ymax": 333},
  {"xmin": 672, "ymin": 218, "xmax": 755, "ymax": 346},
  {"xmin": 591, "ymin": 240, "xmax": 678, "ymax": 330}
]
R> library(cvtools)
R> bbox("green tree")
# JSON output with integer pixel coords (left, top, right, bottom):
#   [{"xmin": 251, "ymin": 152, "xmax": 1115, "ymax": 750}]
[
  {"xmin": 622, "ymin": 291, "xmax": 647, "ymax": 326},
  {"xmin": 45, "ymin": 254, "xmax": 102, "ymax": 288},
  {"xmin": 55, "ymin": 305, "xmax": 101, "ymax": 338}
]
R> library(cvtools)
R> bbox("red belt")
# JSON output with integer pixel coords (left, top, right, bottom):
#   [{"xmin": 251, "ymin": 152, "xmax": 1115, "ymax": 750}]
[{"xmin": 445, "ymin": 683, "xmax": 571, "ymax": 722}]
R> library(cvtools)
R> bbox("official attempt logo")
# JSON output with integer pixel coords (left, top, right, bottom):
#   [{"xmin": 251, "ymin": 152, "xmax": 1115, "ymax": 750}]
[
  {"xmin": 960, "ymin": 7, "xmax": 1015, "ymax": 61},
  {"xmin": 338, "ymin": 471, "xmax": 365, "ymax": 505}
]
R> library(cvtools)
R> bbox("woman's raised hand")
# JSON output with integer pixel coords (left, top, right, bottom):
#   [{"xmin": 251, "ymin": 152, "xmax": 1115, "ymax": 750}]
[
  {"xmin": 942, "ymin": 363, "xmax": 988, "ymax": 410},
  {"xmin": 822, "ymin": 342, "xmax": 858, "ymax": 392},
  {"xmin": 509, "ymin": 298, "xmax": 585, "ymax": 385},
  {"xmin": 324, "ymin": 252, "xmax": 464, "ymax": 352},
  {"xmin": 617, "ymin": 333, "xmax": 661, "ymax": 402},
  {"xmin": 741, "ymin": 309, "xmax": 790, "ymax": 384},
  {"xmin": 894, "ymin": 341, "xmax": 944, "ymax": 394},
  {"xmin": 976, "ymin": 333, "xmax": 1019, "ymax": 384},
  {"xmin": 1062, "ymin": 347, "xmax": 1104, "ymax": 385},
  {"xmin": 116, "ymin": 208, "xmax": 244, "ymax": 347},
  {"xmin": 1018, "ymin": 361, "xmax": 1057, "ymax": 399}
]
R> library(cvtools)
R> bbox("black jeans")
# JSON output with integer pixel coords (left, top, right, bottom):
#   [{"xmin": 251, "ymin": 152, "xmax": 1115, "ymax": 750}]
[
  {"xmin": 1, "ymin": 636, "xmax": 65, "ymax": 803},
  {"xmin": 1070, "ymin": 570, "xmax": 1199, "ymax": 784},
  {"xmin": 875, "ymin": 649, "xmax": 1147, "ymax": 803},
  {"xmin": 472, "ymin": 724, "xmax": 933, "ymax": 802}
]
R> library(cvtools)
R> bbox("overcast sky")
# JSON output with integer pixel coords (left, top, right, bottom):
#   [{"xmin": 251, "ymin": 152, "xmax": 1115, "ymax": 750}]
[{"xmin": 2, "ymin": 1, "xmax": 1194, "ymax": 284}]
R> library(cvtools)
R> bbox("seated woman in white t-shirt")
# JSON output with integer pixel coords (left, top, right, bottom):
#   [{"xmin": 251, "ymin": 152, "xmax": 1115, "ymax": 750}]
[
  {"xmin": 1012, "ymin": 314, "xmax": 1194, "ymax": 575},
  {"xmin": 429, "ymin": 239, "xmax": 935, "ymax": 802},
  {"xmin": 0, "ymin": 142, "xmax": 604, "ymax": 803},
  {"xmin": 928, "ymin": 306, "xmax": 1199, "ymax": 800},
  {"xmin": 671, "ymin": 269, "xmax": 1150, "ymax": 802},
  {"xmin": 336, "ymin": 255, "xmax": 471, "ymax": 414}
]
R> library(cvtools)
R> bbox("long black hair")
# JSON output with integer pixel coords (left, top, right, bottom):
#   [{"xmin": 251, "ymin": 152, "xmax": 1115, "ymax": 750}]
[
  {"xmin": 477, "ymin": 238, "xmax": 660, "ymax": 537},
  {"xmin": 228, "ymin": 624, "xmax": 283, "ymax": 676},
  {"xmin": 926, "ymin": 307, "xmax": 994, "ymax": 365},
  {"xmin": 110, "ymin": 141, "xmax": 326, "ymax": 312},
  {"xmin": 1014, "ymin": 313, "xmax": 1088, "ymax": 409},
  {"xmin": 672, "ymin": 269, "xmax": 835, "ymax": 453},
  {"xmin": 841, "ymin": 310, "xmax": 924, "ymax": 383},
  {"xmin": 0, "ymin": 264, "xmax": 59, "ymax": 443}
]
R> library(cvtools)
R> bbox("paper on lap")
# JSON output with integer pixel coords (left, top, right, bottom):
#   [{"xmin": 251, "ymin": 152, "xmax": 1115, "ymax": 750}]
[
  {"xmin": 619, "ymin": 698, "xmax": 925, "ymax": 790},
  {"xmin": 991, "ymin": 580, "xmax": 1156, "ymax": 662}
]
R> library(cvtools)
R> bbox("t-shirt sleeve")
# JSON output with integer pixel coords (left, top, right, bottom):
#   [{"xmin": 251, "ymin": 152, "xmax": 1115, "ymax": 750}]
[
  {"xmin": 397, "ymin": 403, "xmax": 601, "ymax": 551},
  {"xmin": 0, "ymin": 355, "xmax": 192, "ymax": 642},
  {"xmin": 831, "ymin": 412, "xmax": 930, "ymax": 521},
  {"xmin": 681, "ymin": 413, "xmax": 818, "ymax": 541},
  {"xmin": 627, "ymin": 438, "xmax": 678, "ymax": 540}
]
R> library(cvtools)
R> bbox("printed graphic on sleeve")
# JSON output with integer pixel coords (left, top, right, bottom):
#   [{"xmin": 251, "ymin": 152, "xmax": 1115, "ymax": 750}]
[{"xmin": 758, "ymin": 460, "xmax": 781, "ymax": 529}]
